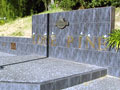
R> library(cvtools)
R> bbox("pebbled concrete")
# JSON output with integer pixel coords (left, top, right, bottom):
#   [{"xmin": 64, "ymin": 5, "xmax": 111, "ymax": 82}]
[{"xmin": 62, "ymin": 76, "xmax": 120, "ymax": 90}]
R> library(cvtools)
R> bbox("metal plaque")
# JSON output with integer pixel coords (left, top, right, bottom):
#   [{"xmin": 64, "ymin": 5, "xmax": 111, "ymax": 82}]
[
  {"xmin": 56, "ymin": 17, "xmax": 69, "ymax": 29},
  {"xmin": 11, "ymin": 42, "xmax": 16, "ymax": 50}
]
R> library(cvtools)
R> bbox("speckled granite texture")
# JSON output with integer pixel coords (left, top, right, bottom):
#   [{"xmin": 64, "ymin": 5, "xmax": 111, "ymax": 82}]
[
  {"xmin": 0, "ymin": 55, "xmax": 45, "ymax": 66},
  {"xmin": 0, "ymin": 83, "xmax": 40, "ymax": 90},
  {"xmin": 62, "ymin": 76, "xmax": 120, "ymax": 90},
  {"xmin": 0, "ymin": 58, "xmax": 107, "ymax": 90},
  {"xmin": 0, "ymin": 37, "xmax": 47, "ymax": 56},
  {"xmin": 0, "ymin": 52, "xmax": 16, "ymax": 56},
  {"xmin": 32, "ymin": 7, "xmax": 120, "ymax": 77},
  {"xmin": 0, "ymin": 7, "xmax": 119, "ymax": 77}
]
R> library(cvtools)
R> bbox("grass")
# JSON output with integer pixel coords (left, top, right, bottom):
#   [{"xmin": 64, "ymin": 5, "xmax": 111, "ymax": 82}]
[
  {"xmin": 0, "ymin": 7, "xmax": 64, "ymax": 37},
  {"xmin": 0, "ymin": 16, "xmax": 32, "ymax": 37},
  {"xmin": 10, "ymin": 31, "xmax": 24, "ymax": 36},
  {"xmin": 0, "ymin": 7, "xmax": 120, "ymax": 37},
  {"xmin": 39, "ymin": 8, "xmax": 64, "ymax": 14}
]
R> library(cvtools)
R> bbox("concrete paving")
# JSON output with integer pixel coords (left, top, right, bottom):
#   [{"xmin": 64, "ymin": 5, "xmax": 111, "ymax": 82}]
[{"xmin": 62, "ymin": 76, "xmax": 120, "ymax": 90}]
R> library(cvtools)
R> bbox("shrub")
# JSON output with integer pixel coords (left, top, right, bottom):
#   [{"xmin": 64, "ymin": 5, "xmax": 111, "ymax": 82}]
[
  {"xmin": 110, "ymin": 0, "xmax": 120, "ymax": 7},
  {"xmin": 0, "ymin": 20, "xmax": 5, "ymax": 25},
  {"xmin": 58, "ymin": 0, "xmax": 120, "ymax": 10},
  {"xmin": 106, "ymin": 29, "xmax": 120, "ymax": 52},
  {"xmin": 87, "ymin": 0, "xmax": 120, "ymax": 8},
  {"xmin": 59, "ymin": 0, "xmax": 79, "ymax": 10}
]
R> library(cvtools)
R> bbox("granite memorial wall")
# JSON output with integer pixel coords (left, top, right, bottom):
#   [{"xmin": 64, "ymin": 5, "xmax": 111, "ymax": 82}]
[
  {"xmin": 0, "ymin": 7, "xmax": 119, "ymax": 77},
  {"xmin": 32, "ymin": 7, "xmax": 120, "ymax": 77},
  {"xmin": 0, "ymin": 37, "xmax": 46, "ymax": 56}
]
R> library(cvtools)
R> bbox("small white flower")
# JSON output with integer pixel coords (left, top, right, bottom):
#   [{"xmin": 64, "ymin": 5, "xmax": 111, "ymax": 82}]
[
  {"xmin": 80, "ymin": 32, "xmax": 83, "ymax": 35},
  {"xmin": 52, "ymin": 32, "xmax": 54, "ymax": 35},
  {"xmin": 104, "ymin": 35, "xmax": 107, "ymax": 38},
  {"xmin": 88, "ymin": 34, "xmax": 90, "ymax": 37},
  {"xmin": 44, "ymin": 33, "xmax": 47, "ymax": 36},
  {"xmin": 32, "ymin": 32, "xmax": 35, "ymax": 35}
]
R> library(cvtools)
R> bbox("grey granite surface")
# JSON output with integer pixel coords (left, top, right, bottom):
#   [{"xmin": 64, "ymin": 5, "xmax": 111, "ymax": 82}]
[
  {"xmin": 62, "ymin": 76, "xmax": 120, "ymax": 90},
  {"xmin": 0, "ymin": 58, "xmax": 104, "ymax": 83},
  {"xmin": 0, "ymin": 52, "xmax": 16, "ymax": 56},
  {"xmin": 0, "ymin": 55, "xmax": 45, "ymax": 66},
  {"xmin": 0, "ymin": 37, "xmax": 32, "ymax": 44},
  {"xmin": 0, "ymin": 7, "xmax": 118, "ymax": 78},
  {"xmin": 0, "ymin": 82, "xmax": 40, "ymax": 90},
  {"xmin": 0, "ymin": 41, "xmax": 47, "ymax": 56}
]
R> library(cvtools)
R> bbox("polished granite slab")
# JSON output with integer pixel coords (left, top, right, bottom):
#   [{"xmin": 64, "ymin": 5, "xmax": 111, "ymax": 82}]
[
  {"xmin": 0, "ymin": 54, "xmax": 45, "ymax": 67},
  {"xmin": 62, "ymin": 76, "xmax": 120, "ymax": 90},
  {"xmin": 0, "ymin": 57, "xmax": 107, "ymax": 90},
  {"xmin": 0, "ymin": 52, "xmax": 16, "ymax": 56}
]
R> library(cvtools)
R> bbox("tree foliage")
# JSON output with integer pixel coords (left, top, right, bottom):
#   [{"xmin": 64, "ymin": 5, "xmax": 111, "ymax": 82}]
[
  {"xmin": 0, "ymin": 0, "xmax": 46, "ymax": 21},
  {"xmin": 0, "ymin": 0, "xmax": 120, "ymax": 22},
  {"xmin": 57, "ymin": 0, "xmax": 120, "ymax": 10}
]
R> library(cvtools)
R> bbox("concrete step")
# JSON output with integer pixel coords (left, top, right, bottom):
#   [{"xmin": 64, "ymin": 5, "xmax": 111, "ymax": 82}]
[
  {"xmin": 62, "ymin": 75, "xmax": 120, "ymax": 90},
  {"xmin": 0, "ymin": 57, "xmax": 107, "ymax": 90}
]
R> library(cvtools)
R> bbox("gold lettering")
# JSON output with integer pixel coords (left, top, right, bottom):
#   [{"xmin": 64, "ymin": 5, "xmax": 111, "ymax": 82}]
[
  {"xmin": 67, "ymin": 36, "xmax": 74, "ymax": 48},
  {"xmin": 79, "ymin": 36, "xmax": 82, "ymax": 48},
  {"xmin": 51, "ymin": 34, "xmax": 57, "ymax": 46},
  {"xmin": 32, "ymin": 34, "xmax": 35, "ymax": 44},
  {"xmin": 86, "ymin": 36, "xmax": 95, "ymax": 49},
  {"xmin": 41, "ymin": 36, "xmax": 47, "ymax": 45},
  {"xmin": 51, "ymin": 40, "xmax": 57, "ymax": 46},
  {"xmin": 37, "ymin": 35, "xmax": 41, "ymax": 44},
  {"xmin": 98, "ymin": 37, "xmax": 107, "ymax": 51}
]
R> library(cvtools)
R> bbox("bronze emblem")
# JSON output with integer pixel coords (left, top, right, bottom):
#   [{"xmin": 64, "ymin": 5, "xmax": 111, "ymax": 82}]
[
  {"xmin": 56, "ymin": 17, "xmax": 69, "ymax": 29},
  {"xmin": 11, "ymin": 42, "xmax": 16, "ymax": 50}
]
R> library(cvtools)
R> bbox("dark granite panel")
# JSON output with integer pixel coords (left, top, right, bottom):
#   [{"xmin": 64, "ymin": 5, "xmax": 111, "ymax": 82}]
[
  {"xmin": 101, "ymin": 69, "xmax": 107, "ymax": 77},
  {"xmin": 55, "ymin": 78, "xmax": 69, "ymax": 90},
  {"xmin": 41, "ymin": 82, "xmax": 55, "ymax": 90},
  {"xmin": 93, "ymin": 7, "xmax": 111, "ymax": 22},
  {"xmin": 69, "ymin": 75, "xmax": 81, "ymax": 87},
  {"xmin": 91, "ymin": 71, "xmax": 101, "ymax": 80},
  {"xmin": 81, "ymin": 73, "xmax": 91, "ymax": 83}
]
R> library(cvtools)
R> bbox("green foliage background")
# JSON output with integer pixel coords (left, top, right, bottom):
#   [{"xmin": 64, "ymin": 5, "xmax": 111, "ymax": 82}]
[
  {"xmin": 0, "ymin": 0, "xmax": 120, "ymax": 22},
  {"xmin": 0, "ymin": 0, "xmax": 47, "ymax": 21},
  {"xmin": 106, "ymin": 29, "xmax": 120, "ymax": 52}
]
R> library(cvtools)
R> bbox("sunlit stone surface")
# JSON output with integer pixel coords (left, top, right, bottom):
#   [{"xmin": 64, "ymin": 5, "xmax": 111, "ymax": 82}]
[
  {"xmin": 0, "ymin": 57, "xmax": 106, "ymax": 90},
  {"xmin": 62, "ymin": 76, "xmax": 120, "ymax": 90}
]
